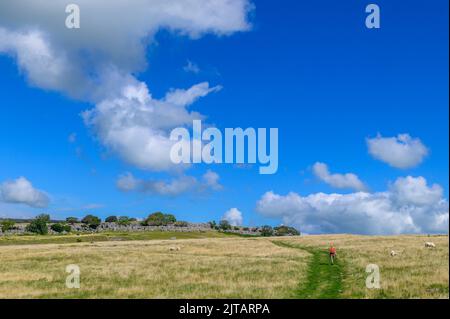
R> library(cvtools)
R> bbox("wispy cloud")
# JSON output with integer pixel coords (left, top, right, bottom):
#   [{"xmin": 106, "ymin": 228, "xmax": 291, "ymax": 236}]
[
  {"xmin": 183, "ymin": 60, "xmax": 200, "ymax": 74},
  {"xmin": 312, "ymin": 162, "xmax": 367, "ymax": 191},
  {"xmin": 116, "ymin": 170, "xmax": 223, "ymax": 197}
]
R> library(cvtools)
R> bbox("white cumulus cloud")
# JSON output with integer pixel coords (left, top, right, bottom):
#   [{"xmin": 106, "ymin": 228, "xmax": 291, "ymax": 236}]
[
  {"xmin": 82, "ymin": 81, "xmax": 221, "ymax": 171},
  {"xmin": 223, "ymin": 208, "xmax": 243, "ymax": 226},
  {"xmin": 389, "ymin": 176, "xmax": 443, "ymax": 206},
  {"xmin": 0, "ymin": 177, "xmax": 50, "ymax": 208},
  {"xmin": 0, "ymin": 0, "xmax": 252, "ymax": 172},
  {"xmin": 0, "ymin": 28, "xmax": 82, "ymax": 95},
  {"xmin": 367, "ymin": 134, "xmax": 429, "ymax": 169},
  {"xmin": 312, "ymin": 162, "xmax": 367, "ymax": 191},
  {"xmin": 256, "ymin": 176, "xmax": 448, "ymax": 235},
  {"xmin": 0, "ymin": 0, "xmax": 252, "ymax": 98}
]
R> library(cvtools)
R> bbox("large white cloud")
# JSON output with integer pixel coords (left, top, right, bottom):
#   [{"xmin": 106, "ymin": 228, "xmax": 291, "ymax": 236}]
[
  {"xmin": 0, "ymin": 28, "xmax": 83, "ymax": 95},
  {"xmin": 256, "ymin": 176, "xmax": 448, "ymax": 235},
  {"xmin": 312, "ymin": 162, "xmax": 367, "ymax": 191},
  {"xmin": 367, "ymin": 134, "xmax": 429, "ymax": 169},
  {"xmin": 0, "ymin": 0, "xmax": 252, "ymax": 172},
  {"xmin": 389, "ymin": 176, "xmax": 443, "ymax": 206},
  {"xmin": 0, "ymin": 177, "xmax": 50, "ymax": 208},
  {"xmin": 0, "ymin": 0, "xmax": 252, "ymax": 98},
  {"xmin": 116, "ymin": 170, "xmax": 222, "ymax": 196},
  {"xmin": 82, "ymin": 81, "xmax": 221, "ymax": 171},
  {"xmin": 223, "ymin": 208, "xmax": 243, "ymax": 226}
]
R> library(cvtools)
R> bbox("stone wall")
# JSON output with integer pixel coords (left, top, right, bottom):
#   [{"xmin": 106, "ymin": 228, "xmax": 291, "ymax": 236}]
[
  {"xmin": 93, "ymin": 222, "xmax": 212, "ymax": 233},
  {"xmin": 0, "ymin": 222, "xmax": 261, "ymax": 236}
]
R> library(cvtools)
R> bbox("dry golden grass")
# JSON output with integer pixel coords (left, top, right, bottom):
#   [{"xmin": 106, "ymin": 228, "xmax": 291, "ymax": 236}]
[
  {"xmin": 0, "ymin": 234, "xmax": 448, "ymax": 299},
  {"xmin": 0, "ymin": 237, "xmax": 308, "ymax": 299},
  {"xmin": 277, "ymin": 234, "xmax": 449, "ymax": 299}
]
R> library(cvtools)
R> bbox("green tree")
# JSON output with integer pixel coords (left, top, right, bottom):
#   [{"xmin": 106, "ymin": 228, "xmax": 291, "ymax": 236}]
[
  {"xmin": 208, "ymin": 220, "xmax": 217, "ymax": 229},
  {"xmin": 26, "ymin": 214, "xmax": 50, "ymax": 235},
  {"xmin": 105, "ymin": 216, "xmax": 118, "ymax": 223},
  {"xmin": 81, "ymin": 215, "xmax": 101, "ymax": 229},
  {"xmin": 164, "ymin": 214, "xmax": 176, "ymax": 224},
  {"xmin": 66, "ymin": 217, "xmax": 79, "ymax": 224},
  {"xmin": 117, "ymin": 216, "xmax": 132, "ymax": 226},
  {"xmin": 143, "ymin": 212, "xmax": 177, "ymax": 226},
  {"xmin": 260, "ymin": 225, "xmax": 274, "ymax": 237},
  {"xmin": 0, "ymin": 220, "xmax": 15, "ymax": 232},
  {"xmin": 50, "ymin": 223, "xmax": 71, "ymax": 233},
  {"xmin": 143, "ymin": 212, "xmax": 164, "ymax": 226},
  {"xmin": 219, "ymin": 220, "xmax": 232, "ymax": 231},
  {"xmin": 274, "ymin": 226, "xmax": 300, "ymax": 236}
]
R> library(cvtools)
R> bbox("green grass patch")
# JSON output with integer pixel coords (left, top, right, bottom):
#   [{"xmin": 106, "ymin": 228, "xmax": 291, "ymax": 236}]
[{"xmin": 272, "ymin": 241, "xmax": 344, "ymax": 299}]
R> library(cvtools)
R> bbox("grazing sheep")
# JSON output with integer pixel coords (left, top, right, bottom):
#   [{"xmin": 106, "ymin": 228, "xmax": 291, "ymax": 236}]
[
  {"xmin": 425, "ymin": 242, "xmax": 436, "ymax": 248},
  {"xmin": 169, "ymin": 246, "xmax": 181, "ymax": 251},
  {"xmin": 390, "ymin": 250, "xmax": 397, "ymax": 257}
]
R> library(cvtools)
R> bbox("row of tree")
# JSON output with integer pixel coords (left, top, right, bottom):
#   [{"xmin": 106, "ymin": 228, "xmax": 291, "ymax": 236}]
[
  {"xmin": 1, "ymin": 213, "xmax": 300, "ymax": 237},
  {"xmin": 64, "ymin": 212, "xmax": 181, "ymax": 227},
  {"xmin": 0, "ymin": 212, "xmax": 186, "ymax": 235},
  {"xmin": 208, "ymin": 220, "xmax": 300, "ymax": 236}
]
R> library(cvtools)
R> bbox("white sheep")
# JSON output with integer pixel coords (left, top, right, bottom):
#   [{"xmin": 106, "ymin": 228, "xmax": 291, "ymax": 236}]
[
  {"xmin": 390, "ymin": 250, "xmax": 397, "ymax": 257},
  {"xmin": 425, "ymin": 242, "xmax": 436, "ymax": 248},
  {"xmin": 169, "ymin": 246, "xmax": 181, "ymax": 251}
]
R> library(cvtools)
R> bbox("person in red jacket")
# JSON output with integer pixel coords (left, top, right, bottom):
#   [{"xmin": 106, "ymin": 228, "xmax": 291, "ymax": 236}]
[{"xmin": 329, "ymin": 243, "xmax": 337, "ymax": 264}]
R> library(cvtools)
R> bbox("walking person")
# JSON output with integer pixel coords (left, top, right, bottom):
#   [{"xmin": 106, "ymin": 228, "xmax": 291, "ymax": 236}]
[{"xmin": 329, "ymin": 243, "xmax": 337, "ymax": 265}]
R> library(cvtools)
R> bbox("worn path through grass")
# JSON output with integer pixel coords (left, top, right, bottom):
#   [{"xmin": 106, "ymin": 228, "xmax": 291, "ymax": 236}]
[{"xmin": 273, "ymin": 241, "xmax": 343, "ymax": 299}]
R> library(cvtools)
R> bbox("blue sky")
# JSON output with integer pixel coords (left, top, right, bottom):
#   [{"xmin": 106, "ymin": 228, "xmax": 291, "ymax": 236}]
[{"xmin": 0, "ymin": 0, "xmax": 448, "ymax": 234}]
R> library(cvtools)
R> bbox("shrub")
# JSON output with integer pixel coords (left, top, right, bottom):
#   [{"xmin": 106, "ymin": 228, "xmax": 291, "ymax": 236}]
[
  {"xmin": 208, "ymin": 221, "xmax": 217, "ymax": 229},
  {"xmin": 51, "ymin": 223, "xmax": 71, "ymax": 233},
  {"xmin": 1, "ymin": 220, "xmax": 15, "ymax": 232},
  {"xmin": 81, "ymin": 215, "xmax": 101, "ymax": 229},
  {"xmin": 274, "ymin": 226, "xmax": 300, "ymax": 236},
  {"xmin": 233, "ymin": 226, "xmax": 240, "ymax": 231},
  {"xmin": 142, "ymin": 212, "xmax": 163, "ymax": 226},
  {"xmin": 105, "ymin": 216, "xmax": 118, "ymax": 223},
  {"xmin": 117, "ymin": 216, "xmax": 132, "ymax": 226},
  {"xmin": 219, "ymin": 220, "xmax": 231, "ymax": 231},
  {"xmin": 164, "ymin": 214, "xmax": 176, "ymax": 224},
  {"xmin": 260, "ymin": 225, "xmax": 274, "ymax": 237},
  {"xmin": 66, "ymin": 217, "xmax": 79, "ymax": 224},
  {"xmin": 26, "ymin": 214, "xmax": 50, "ymax": 235},
  {"xmin": 142, "ymin": 212, "xmax": 177, "ymax": 226}
]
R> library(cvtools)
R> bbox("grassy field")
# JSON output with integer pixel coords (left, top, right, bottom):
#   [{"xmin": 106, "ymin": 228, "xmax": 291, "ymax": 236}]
[
  {"xmin": 0, "ymin": 230, "xmax": 238, "ymax": 246},
  {"xmin": 0, "ymin": 233, "xmax": 448, "ymax": 298},
  {"xmin": 275, "ymin": 234, "xmax": 449, "ymax": 299}
]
